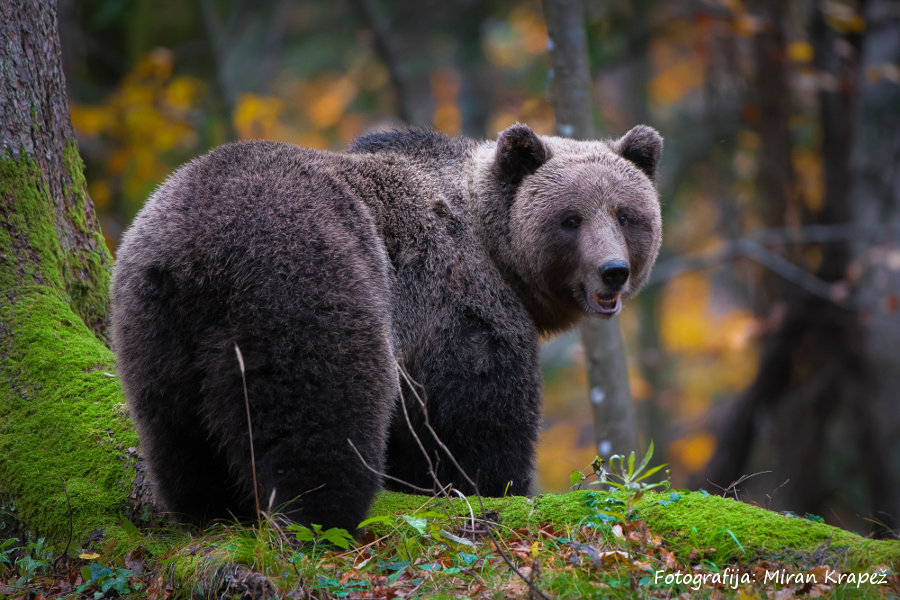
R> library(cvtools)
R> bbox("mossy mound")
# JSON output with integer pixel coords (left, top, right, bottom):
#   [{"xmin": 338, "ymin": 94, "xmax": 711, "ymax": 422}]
[
  {"xmin": 368, "ymin": 490, "xmax": 899, "ymax": 569},
  {"xmin": 637, "ymin": 491, "xmax": 899, "ymax": 568}
]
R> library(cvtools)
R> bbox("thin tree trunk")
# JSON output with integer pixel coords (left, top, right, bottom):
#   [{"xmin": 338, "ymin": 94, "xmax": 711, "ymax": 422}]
[
  {"xmin": 543, "ymin": 0, "xmax": 638, "ymax": 459},
  {"xmin": 1, "ymin": 0, "xmax": 157, "ymax": 540}
]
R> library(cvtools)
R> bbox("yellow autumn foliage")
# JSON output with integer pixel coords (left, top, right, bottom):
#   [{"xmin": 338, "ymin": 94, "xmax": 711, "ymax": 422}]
[
  {"xmin": 70, "ymin": 48, "xmax": 206, "ymax": 240},
  {"xmin": 483, "ymin": 5, "xmax": 547, "ymax": 69},
  {"xmin": 660, "ymin": 272, "xmax": 756, "ymax": 356},
  {"xmin": 824, "ymin": 5, "xmax": 866, "ymax": 34},
  {"xmin": 307, "ymin": 76, "xmax": 358, "ymax": 130},
  {"xmin": 233, "ymin": 93, "xmax": 285, "ymax": 140},
  {"xmin": 788, "ymin": 41, "xmax": 815, "ymax": 63},
  {"xmin": 669, "ymin": 432, "xmax": 716, "ymax": 474},
  {"xmin": 69, "ymin": 105, "xmax": 113, "ymax": 137},
  {"xmin": 792, "ymin": 147, "xmax": 825, "ymax": 213},
  {"xmin": 659, "ymin": 271, "xmax": 759, "ymax": 445},
  {"xmin": 431, "ymin": 69, "xmax": 462, "ymax": 135},
  {"xmin": 649, "ymin": 55, "xmax": 706, "ymax": 106},
  {"xmin": 165, "ymin": 76, "xmax": 203, "ymax": 110}
]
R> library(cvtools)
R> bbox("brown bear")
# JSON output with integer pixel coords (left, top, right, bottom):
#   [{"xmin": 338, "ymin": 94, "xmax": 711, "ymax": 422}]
[{"xmin": 111, "ymin": 123, "xmax": 663, "ymax": 532}]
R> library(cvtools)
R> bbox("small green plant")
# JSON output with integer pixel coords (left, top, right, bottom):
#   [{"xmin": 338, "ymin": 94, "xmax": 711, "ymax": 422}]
[
  {"xmin": 682, "ymin": 524, "xmax": 747, "ymax": 567},
  {"xmin": 360, "ymin": 510, "xmax": 475, "ymax": 563},
  {"xmin": 313, "ymin": 574, "xmax": 369, "ymax": 598},
  {"xmin": 285, "ymin": 522, "xmax": 355, "ymax": 554},
  {"xmin": 0, "ymin": 537, "xmax": 20, "ymax": 577},
  {"xmin": 77, "ymin": 563, "xmax": 136, "ymax": 598},
  {"xmin": 572, "ymin": 441, "xmax": 670, "ymax": 524},
  {"xmin": 13, "ymin": 537, "xmax": 52, "ymax": 587}
]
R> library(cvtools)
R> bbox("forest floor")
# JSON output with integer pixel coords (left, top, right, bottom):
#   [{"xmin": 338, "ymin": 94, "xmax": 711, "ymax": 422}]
[{"xmin": 1, "ymin": 476, "xmax": 897, "ymax": 599}]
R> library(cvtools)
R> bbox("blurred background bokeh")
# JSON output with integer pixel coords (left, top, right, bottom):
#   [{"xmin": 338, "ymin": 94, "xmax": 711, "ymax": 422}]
[{"xmin": 58, "ymin": 0, "xmax": 900, "ymax": 536}]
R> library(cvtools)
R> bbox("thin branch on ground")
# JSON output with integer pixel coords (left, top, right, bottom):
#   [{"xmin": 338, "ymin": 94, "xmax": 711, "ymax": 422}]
[
  {"xmin": 707, "ymin": 470, "xmax": 774, "ymax": 501},
  {"xmin": 396, "ymin": 364, "xmax": 552, "ymax": 600},
  {"xmin": 347, "ymin": 438, "xmax": 439, "ymax": 495}
]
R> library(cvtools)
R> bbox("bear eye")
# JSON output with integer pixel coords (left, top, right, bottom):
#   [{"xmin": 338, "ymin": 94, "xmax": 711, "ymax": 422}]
[
  {"xmin": 617, "ymin": 212, "xmax": 629, "ymax": 227},
  {"xmin": 561, "ymin": 214, "xmax": 582, "ymax": 230}
]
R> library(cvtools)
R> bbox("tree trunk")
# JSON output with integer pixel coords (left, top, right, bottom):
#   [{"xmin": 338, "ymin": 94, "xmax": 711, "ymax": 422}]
[
  {"xmin": 543, "ymin": 0, "xmax": 638, "ymax": 459},
  {"xmin": 0, "ymin": 0, "xmax": 155, "ymax": 541}
]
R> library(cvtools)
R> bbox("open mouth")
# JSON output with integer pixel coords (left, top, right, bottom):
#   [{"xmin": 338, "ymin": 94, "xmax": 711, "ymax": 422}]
[{"xmin": 585, "ymin": 290, "xmax": 621, "ymax": 317}]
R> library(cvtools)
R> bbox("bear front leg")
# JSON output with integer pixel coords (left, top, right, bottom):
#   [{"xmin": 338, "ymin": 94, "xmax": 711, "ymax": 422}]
[{"xmin": 386, "ymin": 309, "xmax": 543, "ymax": 498}]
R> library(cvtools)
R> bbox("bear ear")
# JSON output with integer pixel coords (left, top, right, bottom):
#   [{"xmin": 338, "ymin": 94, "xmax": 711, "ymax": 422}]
[
  {"xmin": 494, "ymin": 123, "xmax": 550, "ymax": 186},
  {"xmin": 614, "ymin": 125, "xmax": 663, "ymax": 181}
]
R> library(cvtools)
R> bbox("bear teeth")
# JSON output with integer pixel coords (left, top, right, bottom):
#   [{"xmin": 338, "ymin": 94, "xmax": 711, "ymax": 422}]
[{"xmin": 593, "ymin": 292, "xmax": 620, "ymax": 309}]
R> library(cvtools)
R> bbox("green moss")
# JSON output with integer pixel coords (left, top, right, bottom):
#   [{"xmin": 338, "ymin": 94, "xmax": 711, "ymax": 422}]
[
  {"xmin": 62, "ymin": 143, "xmax": 113, "ymax": 339},
  {"xmin": 0, "ymin": 290, "xmax": 137, "ymax": 539},
  {"xmin": 0, "ymin": 147, "xmax": 112, "ymax": 338},
  {"xmin": 368, "ymin": 490, "xmax": 899, "ymax": 569},
  {"xmin": 0, "ymin": 150, "xmax": 133, "ymax": 541},
  {"xmin": 0, "ymin": 151, "xmax": 65, "ymax": 291},
  {"xmin": 62, "ymin": 142, "xmax": 90, "ymax": 235},
  {"xmin": 636, "ymin": 491, "xmax": 899, "ymax": 568},
  {"xmin": 367, "ymin": 490, "xmax": 539, "ymax": 536}
]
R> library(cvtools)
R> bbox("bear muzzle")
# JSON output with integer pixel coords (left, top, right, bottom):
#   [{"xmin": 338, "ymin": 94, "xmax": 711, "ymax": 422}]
[{"xmin": 578, "ymin": 260, "xmax": 630, "ymax": 318}]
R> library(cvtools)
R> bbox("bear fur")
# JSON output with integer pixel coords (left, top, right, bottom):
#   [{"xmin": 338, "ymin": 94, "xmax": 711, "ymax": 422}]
[{"xmin": 111, "ymin": 123, "xmax": 663, "ymax": 532}]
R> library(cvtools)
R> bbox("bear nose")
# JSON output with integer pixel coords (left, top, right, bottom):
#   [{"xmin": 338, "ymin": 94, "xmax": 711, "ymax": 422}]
[{"xmin": 600, "ymin": 260, "xmax": 630, "ymax": 291}]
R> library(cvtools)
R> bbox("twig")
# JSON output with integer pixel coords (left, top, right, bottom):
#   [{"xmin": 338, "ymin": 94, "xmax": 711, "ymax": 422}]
[
  {"xmin": 394, "ymin": 360, "xmax": 463, "ymax": 524},
  {"xmin": 235, "ymin": 343, "xmax": 261, "ymax": 519},
  {"xmin": 347, "ymin": 438, "xmax": 439, "ymax": 495},
  {"xmin": 765, "ymin": 478, "xmax": 791, "ymax": 510},
  {"xmin": 396, "ymin": 363, "xmax": 441, "ymax": 493},
  {"xmin": 707, "ymin": 470, "xmax": 773, "ymax": 501},
  {"xmin": 396, "ymin": 364, "xmax": 552, "ymax": 600},
  {"xmin": 54, "ymin": 476, "xmax": 73, "ymax": 567},
  {"xmin": 396, "ymin": 367, "xmax": 479, "ymax": 492}
]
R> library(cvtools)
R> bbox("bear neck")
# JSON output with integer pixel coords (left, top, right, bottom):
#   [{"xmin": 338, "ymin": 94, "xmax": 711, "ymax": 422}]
[{"xmin": 467, "ymin": 143, "xmax": 583, "ymax": 336}]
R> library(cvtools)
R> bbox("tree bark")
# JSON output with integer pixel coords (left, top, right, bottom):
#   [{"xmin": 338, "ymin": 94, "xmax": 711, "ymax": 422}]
[
  {"xmin": 0, "ymin": 0, "xmax": 156, "ymax": 540},
  {"xmin": 543, "ymin": 0, "xmax": 638, "ymax": 459},
  {"xmin": 1, "ymin": 0, "xmax": 112, "ymax": 338}
]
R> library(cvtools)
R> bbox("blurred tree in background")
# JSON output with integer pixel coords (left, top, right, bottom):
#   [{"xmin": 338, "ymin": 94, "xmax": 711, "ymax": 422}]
[{"xmin": 59, "ymin": 0, "xmax": 899, "ymax": 536}]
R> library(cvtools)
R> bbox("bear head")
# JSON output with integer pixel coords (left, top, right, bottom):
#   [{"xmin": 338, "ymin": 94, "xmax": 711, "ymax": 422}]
[{"xmin": 477, "ymin": 123, "xmax": 663, "ymax": 333}]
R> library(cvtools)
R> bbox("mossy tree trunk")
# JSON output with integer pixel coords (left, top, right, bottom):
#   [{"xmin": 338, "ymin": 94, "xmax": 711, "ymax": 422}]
[
  {"xmin": 0, "ymin": 0, "xmax": 156, "ymax": 542},
  {"xmin": 1, "ymin": 0, "xmax": 110, "ymax": 336}
]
